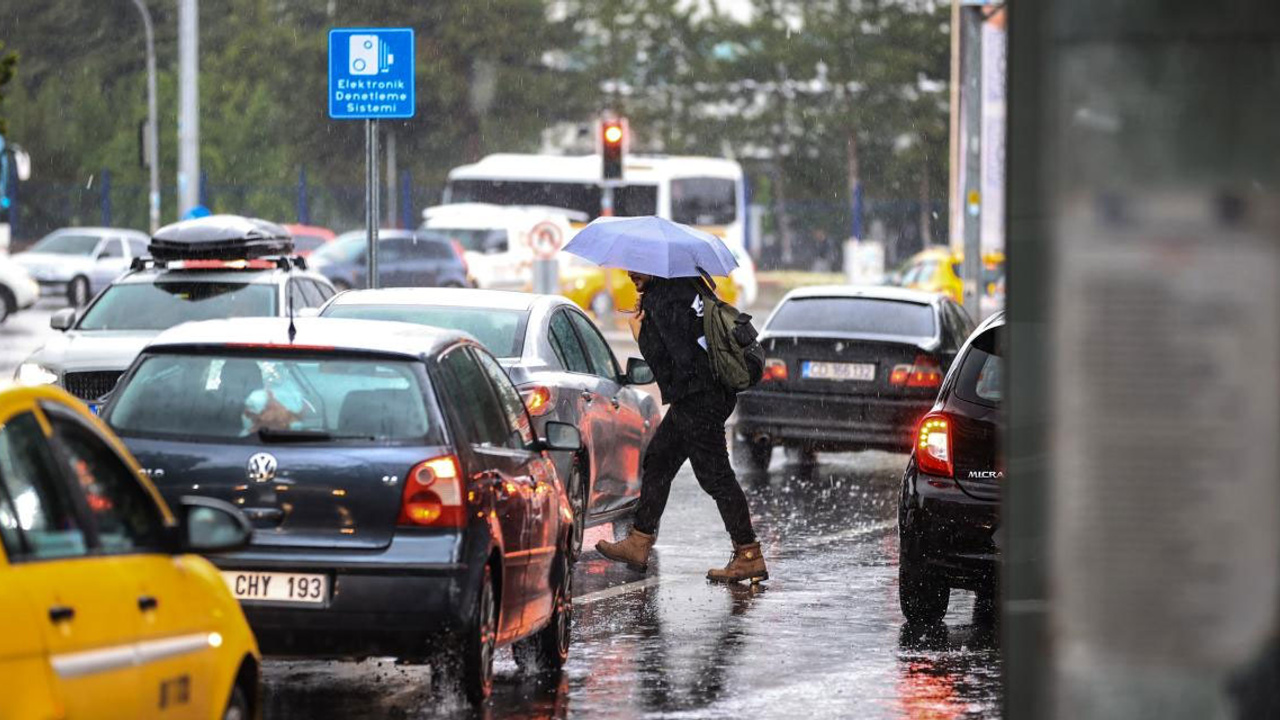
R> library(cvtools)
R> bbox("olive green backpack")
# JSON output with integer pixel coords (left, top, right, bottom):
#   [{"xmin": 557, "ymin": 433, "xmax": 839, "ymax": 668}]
[{"xmin": 693, "ymin": 272, "xmax": 765, "ymax": 392}]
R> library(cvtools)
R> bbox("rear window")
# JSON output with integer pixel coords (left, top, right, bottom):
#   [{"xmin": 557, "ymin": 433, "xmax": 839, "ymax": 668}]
[
  {"xmin": 78, "ymin": 282, "xmax": 277, "ymax": 331},
  {"xmin": 105, "ymin": 354, "xmax": 437, "ymax": 444},
  {"xmin": 292, "ymin": 234, "xmax": 328, "ymax": 252},
  {"xmin": 30, "ymin": 232, "xmax": 101, "ymax": 256},
  {"xmin": 767, "ymin": 297, "xmax": 936, "ymax": 337},
  {"xmin": 322, "ymin": 304, "xmax": 527, "ymax": 358},
  {"xmin": 954, "ymin": 326, "xmax": 1003, "ymax": 406}
]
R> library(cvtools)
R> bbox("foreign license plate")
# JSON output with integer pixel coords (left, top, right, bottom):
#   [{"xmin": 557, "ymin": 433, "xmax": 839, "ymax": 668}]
[
  {"xmin": 220, "ymin": 571, "xmax": 328, "ymax": 605},
  {"xmin": 802, "ymin": 361, "xmax": 876, "ymax": 382}
]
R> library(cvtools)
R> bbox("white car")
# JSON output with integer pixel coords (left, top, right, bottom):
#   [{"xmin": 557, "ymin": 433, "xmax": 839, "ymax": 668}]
[
  {"xmin": 0, "ymin": 255, "xmax": 39, "ymax": 323},
  {"xmin": 423, "ymin": 203, "xmax": 586, "ymax": 290},
  {"xmin": 727, "ymin": 242, "xmax": 759, "ymax": 308},
  {"xmin": 11, "ymin": 227, "xmax": 150, "ymax": 307}
]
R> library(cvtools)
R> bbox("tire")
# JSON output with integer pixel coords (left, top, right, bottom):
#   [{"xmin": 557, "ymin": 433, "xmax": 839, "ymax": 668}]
[
  {"xmin": 67, "ymin": 276, "xmax": 90, "ymax": 308},
  {"xmin": 732, "ymin": 434, "xmax": 771, "ymax": 473},
  {"xmin": 453, "ymin": 565, "xmax": 497, "ymax": 705},
  {"xmin": 566, "ymin": 455, "xmax": 587, "ymax": 561},
  {"xmin": 513, "ymin": 551, "xmax": 572, "ymax": 675},
  {"xmin": 221, "ymin": 683, "xmax": 250, "ymax": 720},
  {"xmin": 899, "ymin": 535, "xmax": 949, "ymax": 625},
  {"xmin": 0, "ymin": 287, "xmax": 14, "ymax": 324}
]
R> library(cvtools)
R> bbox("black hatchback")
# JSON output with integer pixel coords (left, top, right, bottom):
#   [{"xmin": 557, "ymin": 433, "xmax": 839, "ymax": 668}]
[
  {"xmin": 101, "ymin": 317, "xmax": 581, "ymax": 704},
  {"xmin": 897, "ymin": 311, "xmax": 1003, "ymax": 625}
]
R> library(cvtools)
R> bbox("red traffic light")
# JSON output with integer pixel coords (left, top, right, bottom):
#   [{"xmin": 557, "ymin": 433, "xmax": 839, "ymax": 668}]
[
  {"xmin": 603, "ymin": 123, "xmax": 624, "ymax": 145},
  {"xmin": 601, "ymin": 117, "xmax": 627, "ymax": 181}
]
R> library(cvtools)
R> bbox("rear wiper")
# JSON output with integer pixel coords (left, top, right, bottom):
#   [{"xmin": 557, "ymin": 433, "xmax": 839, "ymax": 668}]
[{"xmin": 257, "ymin": 428, "xmax": 375, "ymax": 443}]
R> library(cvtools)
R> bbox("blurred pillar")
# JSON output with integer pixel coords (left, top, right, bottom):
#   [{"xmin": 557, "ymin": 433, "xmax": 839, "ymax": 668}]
[
  {"xmin": 399, "ymin": 170, "xmax": 413, "ymax": 230},
  {"xmin": 99, "ymin": 169, "xmax": 111, "ymax": 227},
  {"xmin": 385, "ymin": 129, "xmax": 397, "ymax": 228},
  {"xmin": 296, "ymin": 166, "xmax": 309, "ymax": 224}
]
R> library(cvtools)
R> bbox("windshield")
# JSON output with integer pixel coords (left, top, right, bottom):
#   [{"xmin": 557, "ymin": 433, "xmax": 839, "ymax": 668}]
[
  {"xmin": 30, "ymin": 233, "xmax": 101, "ymax": 256},
  {"xmin": 446, "ymin": 180, "xmax": 657, "ymax": 220},
  {"xmin": 430, "ymin": 227, "xmax": 509, "ymax": 254},
  {"xmin": 77, "ymin": 282, "xmax": 277, "ymax": 331},
  {"xmin": 768, "ymin": 297, "xmax": 936, "ymax": 338},
  {"xmin": 671, "ymin": 177, "xmax": 737, "ymax": 226},
  {"xmin": 106, "ymin": 353, "xmax": 436, "ymax": 444},
  {"xmin": 322, "ymin": 304, "xmax": 527, "ymax": 358},
  {"xmin": 291, "ymin": 234, "xmax": 329, "ymax": 253}
]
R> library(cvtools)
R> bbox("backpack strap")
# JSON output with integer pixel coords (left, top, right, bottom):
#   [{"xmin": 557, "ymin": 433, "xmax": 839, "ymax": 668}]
[{"xmin": 693, "ymin": 267, "xmax": 719, "ymax": 303}]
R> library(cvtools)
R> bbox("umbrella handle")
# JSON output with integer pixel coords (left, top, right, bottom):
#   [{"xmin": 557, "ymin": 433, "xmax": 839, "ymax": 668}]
[{"xmin": 695, "ymin": 266, "xmax": 717, "ymax": 296}]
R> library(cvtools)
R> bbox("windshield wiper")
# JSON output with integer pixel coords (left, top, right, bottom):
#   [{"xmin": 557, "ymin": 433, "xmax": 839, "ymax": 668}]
[{"xmin": 257, "ymin": 428, "xmax": 375, "ymax": 443}]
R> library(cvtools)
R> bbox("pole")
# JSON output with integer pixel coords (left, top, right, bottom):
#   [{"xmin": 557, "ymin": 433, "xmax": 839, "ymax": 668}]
[
  {"xmin": 961, "ymin": 6, "xmax": 983, "ymax": 314},
  {"xmin": 385, "ymin": 128, "xmax": 397, "ymax": 228},
  {"xmin": 131, "ymin": 0, "xmax": 160, "ymax": 232},
  {"xmin": 177, "ymin": 0, "xmax": 199, "ymax": 217},
  {"xmin": 365, "ymin": 119, "xmax": 380, "ymax": 289},
  {"xmin": 947, "ymin": 0, "xmax": 962, "ymax": 253},
  {"xmin": 600, "ymin": 184, "xmax": 615, "ymax": 217}
]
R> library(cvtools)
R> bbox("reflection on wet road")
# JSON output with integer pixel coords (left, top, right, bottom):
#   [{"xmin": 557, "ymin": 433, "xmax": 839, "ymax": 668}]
[{"xmin": 263, "ymin": 450, "xmax": 1001, "ymax": 719}]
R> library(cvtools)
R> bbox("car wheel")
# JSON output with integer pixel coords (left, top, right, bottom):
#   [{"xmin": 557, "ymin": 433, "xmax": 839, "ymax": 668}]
[
  {"xmin": 589, "ymin": 290, "xmax": 613, "ymax": 319},
  {"xmin": 67, "ymin": 276, "xmax": 90, "ymax": 308},
  {"xmin": 221, "ymin": 683, "xmax": 250, "ymax": 720},
  {"xmin": 899, "ymin": 535, "xmax": 949, "ymax": 625},
  {"xmin": 732, "ymin": 434, "xmax": 771, "ymax": 472},
  {"xmin": 567, "ymin": 455, "xmax": 587, "ymax": 560},
  {"xmin": 450, "ymin": 565, "xmax": 496, "ymax": 705},
  {"xmin": 0, "ymin": 287, "xmax": 13, "ymax": 324},
  {"xmin": 513, "ymin": 550, "xmax": 572, "ymax": 675}
]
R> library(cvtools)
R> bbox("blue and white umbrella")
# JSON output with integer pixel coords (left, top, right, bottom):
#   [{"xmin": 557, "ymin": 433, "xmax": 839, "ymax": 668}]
[{"xmin": 562, "ymin": 215, "xmax": 739, "ymax": 278}]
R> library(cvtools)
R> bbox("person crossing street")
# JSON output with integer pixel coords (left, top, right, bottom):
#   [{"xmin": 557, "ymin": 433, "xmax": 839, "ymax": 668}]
[{"xmin": 595, "ymin": 271, "xmax": 768, "ymax": 584}]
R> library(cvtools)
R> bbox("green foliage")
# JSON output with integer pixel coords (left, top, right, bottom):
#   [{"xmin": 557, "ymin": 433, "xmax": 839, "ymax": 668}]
[{"xmin": 0, "ymin": 40, "xmax": 16, "ymax": 137}]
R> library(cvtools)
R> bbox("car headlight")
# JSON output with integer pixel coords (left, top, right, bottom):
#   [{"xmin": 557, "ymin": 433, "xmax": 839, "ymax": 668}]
[{"xmin": 16, "ymin": 363, "xmax": 58, "ymax": 385}]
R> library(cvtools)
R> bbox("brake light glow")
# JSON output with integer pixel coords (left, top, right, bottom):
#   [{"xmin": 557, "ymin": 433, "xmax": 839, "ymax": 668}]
[
  {"xmin": 762, "ymin": 358, "xmax": 788, "ymax": 382},
  {"xmin": 890, "ymin": 354, "xmax": 943, "ymax": 388},
  {"xmin": 172, "ymin": 259, "xmax": 278, "ymax": 270},
  {"xmin": 915, "ymin": 413, "xmax": 953, "ymax": 477},
  {"xmin": 521, "ymin": 385, "xmax": 555, "ymax": 416},
  {"xmin": 398, "ymin": 455, "xmax": 465, "ymax": 527}
]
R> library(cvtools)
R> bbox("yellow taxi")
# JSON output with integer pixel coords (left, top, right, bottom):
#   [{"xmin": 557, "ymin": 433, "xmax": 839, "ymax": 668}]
[
  {"xmin": 559, "ymin": 261, "xmax": 739, "ymax": 319},
  {"xmin": 898, "ymin": 246, "xmax": 1005, "ymax": 303},
  {"xmin": 0, "ymin": 385, "xmax": 260, "ymax": 720}
]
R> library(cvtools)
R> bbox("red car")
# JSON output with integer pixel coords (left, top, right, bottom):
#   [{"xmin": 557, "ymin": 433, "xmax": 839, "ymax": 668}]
[{"xmin": 282, "ymin": 224, "xmax": 336, "ymax": 256}]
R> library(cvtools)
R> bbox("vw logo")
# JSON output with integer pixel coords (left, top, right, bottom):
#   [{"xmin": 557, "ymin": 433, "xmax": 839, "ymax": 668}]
[{"xmin": 246, "ymin": 452, "xmax": 278, "ymax": 483}]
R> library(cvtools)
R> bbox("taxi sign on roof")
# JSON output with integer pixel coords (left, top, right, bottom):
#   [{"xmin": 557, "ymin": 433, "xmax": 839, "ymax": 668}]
[{"xmin": 328, "ymin": 28, "xmax": 416, "ymax": 120}]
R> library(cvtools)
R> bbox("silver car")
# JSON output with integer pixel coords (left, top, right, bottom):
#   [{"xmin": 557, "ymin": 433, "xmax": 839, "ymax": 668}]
[
  {"xmin": 16, "ymin": 260, "xmax": 336, "ymax": 410},
  {"xmin": 11, "ymin": 227, "xmax": 151, "ymax": 306},
  {"xmin": 321, "ymin": 287, "xmax": 661, "ymax": 557}
]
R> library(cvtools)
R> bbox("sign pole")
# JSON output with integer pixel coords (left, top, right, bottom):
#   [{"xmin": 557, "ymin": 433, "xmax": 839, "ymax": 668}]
[
  {"xmin": 529, "ymin": 220, "xmax": 564, "ymax": 296},
  {"xmin": 366, "ymin": 118, "xmax": 380, "ymax": 288}
]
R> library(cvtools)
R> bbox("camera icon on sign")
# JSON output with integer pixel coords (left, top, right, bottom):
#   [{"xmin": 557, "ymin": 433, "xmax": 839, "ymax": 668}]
[{"xmin": 349, "ymin": 34, "xmax": 394, "ymax": 75}]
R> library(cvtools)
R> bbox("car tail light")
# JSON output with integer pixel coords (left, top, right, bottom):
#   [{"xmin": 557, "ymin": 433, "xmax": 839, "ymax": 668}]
[
  {"xmin": 915, "ymin": 413, "xmax": 953, "ymax": 477},
  {"xmin": 520, "ymin": 385, "xmax": 555, "ymax": 416},
  {"xmin": 890, "ymin": 354, "xmax": 943, "ymax": 388},
  {"xmin": 762, "ymin": 358, "xmax": 788, "ymax": 382},
  {"xmin": 398, "ymin": 455, "xmax": 465, "ymax": 527}
]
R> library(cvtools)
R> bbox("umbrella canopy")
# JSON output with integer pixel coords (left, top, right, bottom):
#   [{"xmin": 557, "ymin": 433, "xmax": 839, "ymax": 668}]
[{"xmin": 562, "ymin": 215, "xmax": 739, "ymax": 278}]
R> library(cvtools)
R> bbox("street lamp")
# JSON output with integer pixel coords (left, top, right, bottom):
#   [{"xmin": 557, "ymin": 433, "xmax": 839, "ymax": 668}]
[{"xmin": 130, "ymin": 0, "xmax": 160, "ymax": 233}]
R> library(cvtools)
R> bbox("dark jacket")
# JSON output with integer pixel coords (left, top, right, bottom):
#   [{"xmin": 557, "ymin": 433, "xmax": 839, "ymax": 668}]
[{"xmin": 637, "ymin": 278, "xmax": 718, "ymax": 405}]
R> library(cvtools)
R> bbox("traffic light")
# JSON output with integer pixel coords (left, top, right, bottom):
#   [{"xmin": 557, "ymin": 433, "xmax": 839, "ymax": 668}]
[{"xmin": 601, "ymin": 117, "xmax": 627, "ymax": 181}]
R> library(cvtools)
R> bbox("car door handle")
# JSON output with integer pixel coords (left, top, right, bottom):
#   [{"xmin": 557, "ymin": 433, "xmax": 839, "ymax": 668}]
[
  {"xmin": 610, "ymin": 396, "xmax": 621, "ymax": 410},
  {"xmin": 48, "ymin": 605, "xmax": 75, "ymax": 623},
  {"xmin": 580, "ymin": 390, "xmax": 593, "ymax": 402},
  {"xmin": 242, "ymin": 507, "xmax": 284, "ymax": 523},
  {"xmin": 137, "ymin": 595, "xmax": 159, "ymax": 612}
]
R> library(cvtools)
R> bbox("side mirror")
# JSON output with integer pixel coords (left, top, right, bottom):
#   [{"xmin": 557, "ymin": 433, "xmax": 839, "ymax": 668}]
[
  {"xmin": 50, "ymin": 308, "xmax": 76, "ymax": 331},
  {"xmin": 624, "ymin": 357, "xmax": 655, "ymax": 385},
  {"xmin": 177, "ymin": 496, "xmax": 252, "ymax": 553},
  {"xmin": 541, "ymin": 421, "xmax": 582, "ymax": 452}
]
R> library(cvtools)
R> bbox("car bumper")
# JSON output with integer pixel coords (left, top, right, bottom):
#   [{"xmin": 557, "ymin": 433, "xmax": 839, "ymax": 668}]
[
  {"xmin": 209, "ymin": 534, "xmax": 476, "ymax": 658},
  {"xmin": 901, "ymin": 467, "xmax": 1000, "ymax": 590},
  {"xmin": 735, "ymin": 388, "xmax": 933, "ymax": 451}
]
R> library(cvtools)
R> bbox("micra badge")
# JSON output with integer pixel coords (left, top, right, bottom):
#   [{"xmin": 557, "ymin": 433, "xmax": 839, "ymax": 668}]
[{"xmin": 968, "ymin": 471, "xmax": 1004, "ymax": 479}]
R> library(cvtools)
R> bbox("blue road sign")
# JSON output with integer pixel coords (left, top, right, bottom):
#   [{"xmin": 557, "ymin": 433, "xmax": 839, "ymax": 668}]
[{"xmin": 328, "ymin": 28, "xmax": 415, "ymax": 120}]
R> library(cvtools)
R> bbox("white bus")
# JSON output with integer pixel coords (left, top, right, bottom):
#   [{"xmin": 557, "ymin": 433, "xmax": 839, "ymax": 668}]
[{"xmin": 442, "ymin": 153, "xmax": 757, "ymax": 305}]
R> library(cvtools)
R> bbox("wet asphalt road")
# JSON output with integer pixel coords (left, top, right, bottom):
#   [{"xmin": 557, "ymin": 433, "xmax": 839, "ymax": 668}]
[
  {"xmin": 259, "ymin": 451, "xmax": 1001, "ymax": 720},
  {"xmin": 0, "ymin": 302, "xmax": 1002, "ymax": 719}
]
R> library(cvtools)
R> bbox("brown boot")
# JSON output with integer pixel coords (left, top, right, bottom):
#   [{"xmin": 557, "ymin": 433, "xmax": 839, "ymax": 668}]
[
  {"xmin": 707, "ymin": 542, "xmax": 768, "ymax": 584},
  {"xmin": 596, "ymin": 529, "xmax": 656, "ymax": 572}
]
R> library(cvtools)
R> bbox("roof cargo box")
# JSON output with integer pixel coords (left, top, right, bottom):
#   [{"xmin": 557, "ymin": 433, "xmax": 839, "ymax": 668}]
[{"xmin": 149, "ymin": 215, "xmax": 294, "ymax": 261}]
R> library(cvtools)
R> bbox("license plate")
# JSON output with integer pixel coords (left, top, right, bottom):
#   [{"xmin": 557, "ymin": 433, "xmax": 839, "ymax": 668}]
[
  {"xmin": 802, "ymin": 361, "xmax": 875, "ymax": 382},
  {"xmin": 220, "ymin": 571, "xmax": 329, "ymax": 605}
]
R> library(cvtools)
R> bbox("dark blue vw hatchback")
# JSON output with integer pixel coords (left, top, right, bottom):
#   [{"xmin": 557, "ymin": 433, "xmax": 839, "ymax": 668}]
[{"xmin": 101, "ymin": 317, "xmax": 580, "ymax": 704}]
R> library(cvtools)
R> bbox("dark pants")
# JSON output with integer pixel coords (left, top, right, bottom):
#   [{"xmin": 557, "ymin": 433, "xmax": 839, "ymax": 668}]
[{"xmin": 633, "ymin": 388, "xmax": 758, "ymax": 546}]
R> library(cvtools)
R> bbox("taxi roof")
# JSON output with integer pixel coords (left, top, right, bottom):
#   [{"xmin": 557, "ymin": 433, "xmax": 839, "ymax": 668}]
[
  {"xmin": 145, "ymin": 317, "xmax": 469, "ymax": 359},
  {"xmin": 326, "ymin": 287, "xmax": 550, "ymax": 312}
]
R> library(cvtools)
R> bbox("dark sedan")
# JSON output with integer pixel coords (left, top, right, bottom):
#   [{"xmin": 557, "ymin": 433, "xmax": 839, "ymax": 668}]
[
  {"xmin": 898, "ymin": 311, "xmax": 1003, "ymax": 625},
  {"xmin": 320, "ymin": 288, "xmax": 662, "ymax": 557},
  {"xmin": 308, "ymin": 229, "xmax": 471, "ymax": 291},
  {"xmin": 732, "ymin": 286, "xmax": 975, "ymax": 469},
  {"xmin": 101, "ymin": 317, "xmax": 580, "ymax": 704}
]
